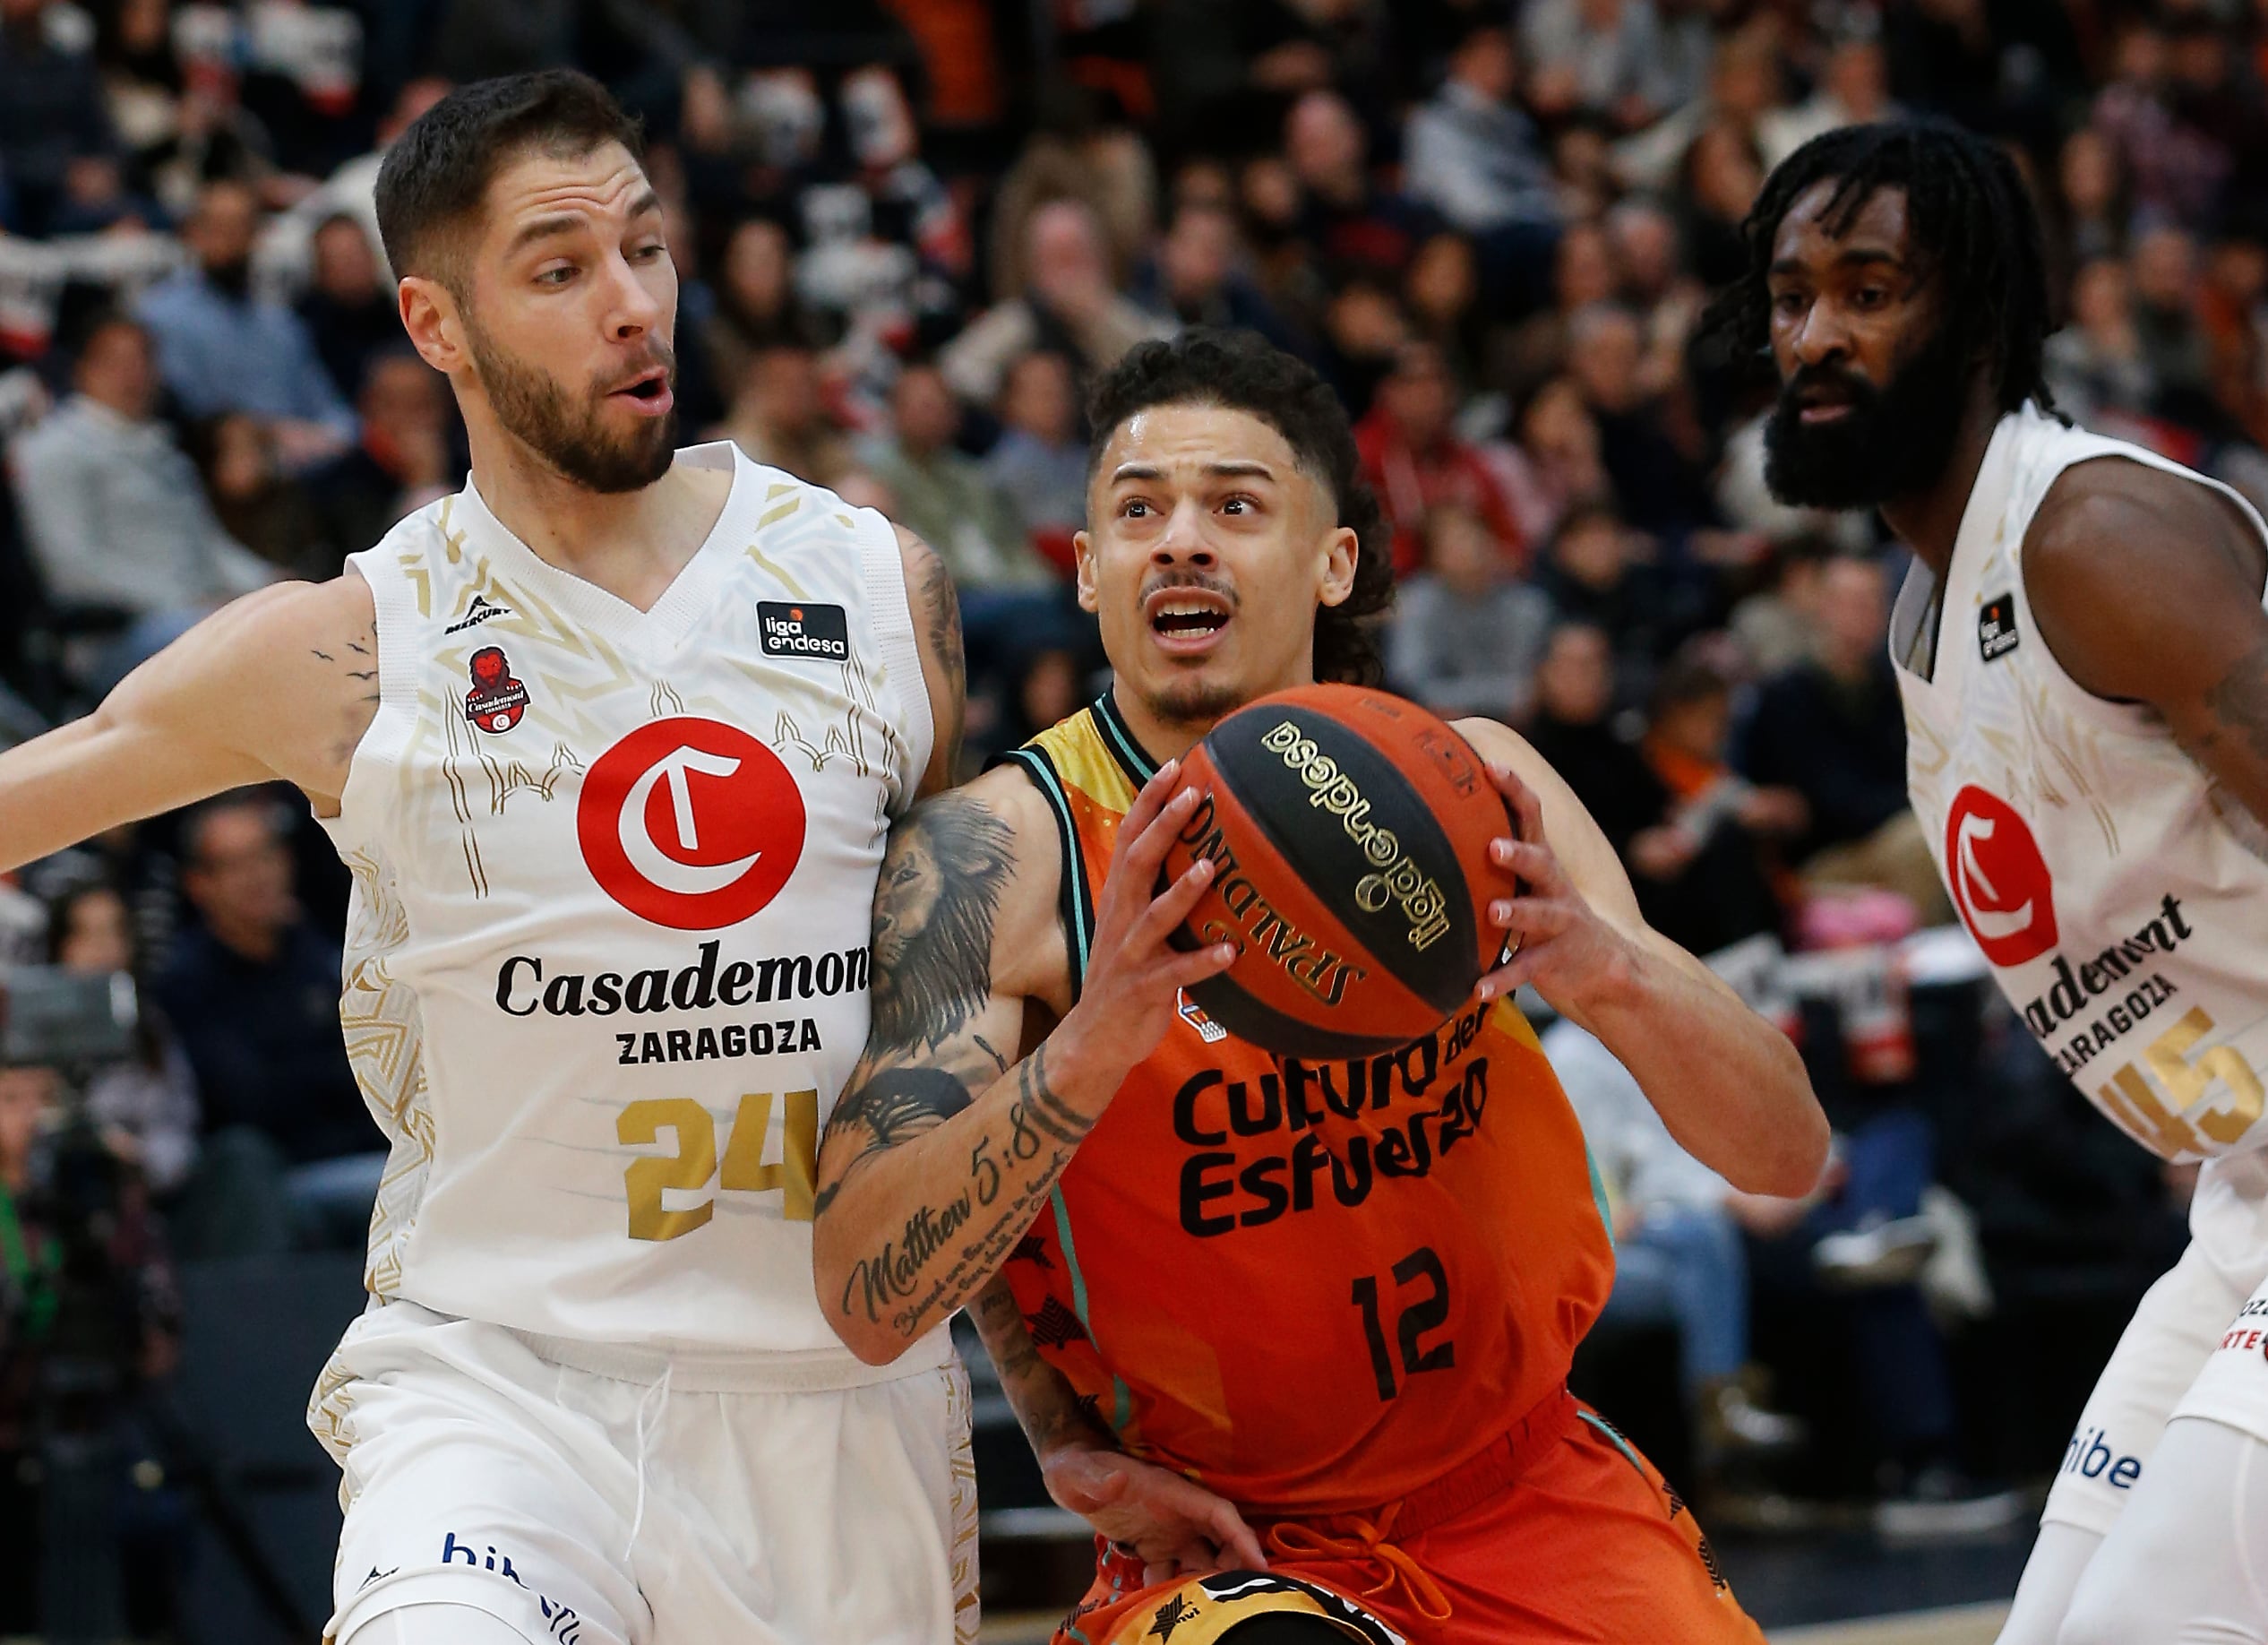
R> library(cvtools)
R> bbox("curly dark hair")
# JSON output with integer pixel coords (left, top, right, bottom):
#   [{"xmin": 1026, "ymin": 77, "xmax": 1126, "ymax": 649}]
[
  {"xmin": 1086, "ymin": 328, "xmax": 1395, "ymax": 687},
  {"xmin": 1701, "ymin": 121, "xmax": 2057, "ymax": 418}
]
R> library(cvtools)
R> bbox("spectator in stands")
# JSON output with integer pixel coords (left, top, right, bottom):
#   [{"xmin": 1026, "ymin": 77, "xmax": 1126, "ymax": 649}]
[
  {"xmin": 2044, "ymin": 256, "xmax": 2161, "ymax": 428},
  {"xmin": 717, "ymin": 342, "xmax": 855, "ymax": 490},
  {"xmin": 986, "ymin": 82, "xmax": 1160, "ymax": 306},
  {"xmin": 1519, "ymin": 0, "xmax": 1673, "ymax": 131},
  {"xmin": 1567, "ymin": 302, "xmax": 1717, "ymax": 538},
  {"xmin": 1130, "ymin": 201, "xmax": 1302, "ymax": 356},
  {"xmin": 47, "ymin": 878, "xmax": 198, "ymax": 1197},
  {"xmin": 1523, "ymin": 619, "xmax": 1660, "ymax": 848},
  {"xmin": 1402, "ymin": 22, "xmax": 1562, "ymax": 306},
  {"xmin": 0, "ymin": 0, "xmax": 117, "ymax": 237},
  {"xmin": 981, "ymin": 350, "xmax": 1087, "ymax": 576},
  {"xmin": 701, "ymin": 217, "xmax": 829, "ymax": 396},
  {"xmin": 1625, "ymin": 647, "xmax": 1795, "ymax": 957},
  {"xmin": 941, "ymin": 197, "xmax": 1173, "ymax": 407},
  {"xmin": 136, "ymin": 178, "xmax": 356, "ymax": 470},
  {"xmin": 1388, "ymin": 503, "xmax": 1552, "ymax": 724},
  {"xmin": 154, "ymin": 795, "xmax": 379, "ymax": 1254},
  {"xmin": 1403, "ymin": 231, "xmax": 1488, "ymax": 396},
  {"xmin": 863, "ymin": 362, "xmax": 1048, "ymax": 597},
  {"xmin": 2051, "ymin": 126, "xmax": 2131, "ymax": 273},
  {"xmin": 1533, "ymin": 499, "xmax": 1689, "ymax": 694},
  {"xmin": 297, "ymin": 213, "xmax": 399, "ymax": 421},
  {"xmin": 2130, "ymin": 224, "xmax": 2215, "ymax": 413},
  {"xmin": 1498, "ymin": 220, "xmax": 1621, "ymax": 404},
  {"xmin": 1355, "ymin": 340, "xmax": 1526, "ymax": 576},
  {"xmin": 1729, "ymin": 533, "xmax": 1834, "ymax": 678},
  {"xmin": 1546, "ymin": 1018, "xmax": 1806, "ymax": 1471},
  {"xmin": 1678, "ymin": 118, "xmax": 1766, "ymax": 289},
  {"xmin": 311, "ymin": 350, "xmax": 457, "ymax": 572},
  {"xmin": 9, "ymin": 313, "xmax": 274, "ymax": 645},
  {"xmin": 1757, "ymin": 29, "xmax": 1900, "ymax": 168},
  {"xmin": 189, "ymin": 413, "xmax": 321, "ymax": 580},
  {"xmin": 1738, "ymin": 556, "xmax": 1950, "ymax": 920},
  {"xmin": 1502, "ymin": 375, "xmax": 1611, "ymax": 547},
  {"xmin": 1284, "ymin": 89, "xmax": 1438, "ymax": 281}
]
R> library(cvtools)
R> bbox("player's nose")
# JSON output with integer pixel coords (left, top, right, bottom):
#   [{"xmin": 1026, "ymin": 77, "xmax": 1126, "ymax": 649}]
[
  {"xmin": 1791, "ymin": 297, "xmax": 1854, "ymax": 367},
  {"xmin": 602, "ymin": 253, "xmax": 666, "ymax": 340},
  {"xmin": 1150, "ymin": 497, "xmax": 1216, "ymax": 565}
]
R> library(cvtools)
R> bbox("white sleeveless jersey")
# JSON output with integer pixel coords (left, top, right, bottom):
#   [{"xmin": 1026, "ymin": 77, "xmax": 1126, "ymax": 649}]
[
  {"xmin": 319, "ymin": 442, "xmax": 944, "ymax": 1371},
  {"xmin": 1892, "ymin": 404, "xmax": 2268, "ymax": 1167}
]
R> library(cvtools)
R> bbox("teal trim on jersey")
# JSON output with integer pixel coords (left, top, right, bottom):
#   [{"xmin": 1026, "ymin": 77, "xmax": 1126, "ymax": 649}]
[
  {"xmin": 999, "ymin": 745, "xmax": 1095, "ymax": 998},
  {"xmin": 1580, "ymin": 1409, "xmax": 1648, "ymax": 1480},
  {"xmin": 1051, "ymin": 1184, "xmax": 1132, "ymax": 1434},
  {"xmin": 1091, "ymin": 691, "xmax": 1159, "ymax": 785},
  {"xmin": 1586, "ymin": 1142, "xmax": 1616, "ymax": 1254}
]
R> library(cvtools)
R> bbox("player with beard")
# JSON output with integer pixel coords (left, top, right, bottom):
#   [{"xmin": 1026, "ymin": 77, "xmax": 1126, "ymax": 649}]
[
  {"xmin": 1714, "ymin": 120, "xmax": 2268, "ymax": 1643},
  {"xmin": 0, "ymin": 69, "xmax": 1192, "ymax": 1645},
  {"xmin": 810, "ymin": 329, "xmax": 1826, "ymax": 1644}
]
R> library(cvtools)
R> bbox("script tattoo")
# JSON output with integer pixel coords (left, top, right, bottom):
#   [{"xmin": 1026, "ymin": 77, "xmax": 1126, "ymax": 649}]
[
  {"xmin": 969, "ymin": 1277, "xmax": 1111, "ymax": 1457},
  {"xmin": 2203, "ymin": 638, "xmax": 2268, "ymax": 767}
]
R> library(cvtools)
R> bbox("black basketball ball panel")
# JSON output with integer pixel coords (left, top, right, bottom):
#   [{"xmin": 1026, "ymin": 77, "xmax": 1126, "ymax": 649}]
[{"xmin": 1206, "ymin": 702, "xmax": 1480, "ymax": 1015}]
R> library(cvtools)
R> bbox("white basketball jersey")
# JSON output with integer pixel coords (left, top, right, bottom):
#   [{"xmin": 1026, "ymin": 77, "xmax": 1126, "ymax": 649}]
[
  {"xmin": 1892, "ymin": 404, "xmax": 2268, "ymax": 1167},
  {"xmin": 319, "ymin": 442, "xmax": 943, "ymax": 1370}
]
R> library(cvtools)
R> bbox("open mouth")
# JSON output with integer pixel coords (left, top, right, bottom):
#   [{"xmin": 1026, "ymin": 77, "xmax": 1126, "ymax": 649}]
[
  {"xmin": 1146, "ymin": 590, "xmax": 1233, "ymax": 653},
  {"xmin": 610, "ymin": 368, "xmax": 674, "ymax": 415}
]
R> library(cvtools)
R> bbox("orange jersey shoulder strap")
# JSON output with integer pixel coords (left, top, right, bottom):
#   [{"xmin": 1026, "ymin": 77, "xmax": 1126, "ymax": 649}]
[{"xmin": 997, "ymin": 694, "xmax": 1151, "ymax": 997}]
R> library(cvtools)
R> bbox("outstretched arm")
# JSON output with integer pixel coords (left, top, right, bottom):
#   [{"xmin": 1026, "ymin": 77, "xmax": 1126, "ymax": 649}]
[
  {"xmin": 1456, "ymin": 718, "xmax": 1828, "ymax": 1198},
  {"xmin": 0, "ymin": 575, "xmax": 379, "ymax": 874},
  {"xmin": 812, "ymin": 761, "xmax": 1234, "ymax": 1365}
]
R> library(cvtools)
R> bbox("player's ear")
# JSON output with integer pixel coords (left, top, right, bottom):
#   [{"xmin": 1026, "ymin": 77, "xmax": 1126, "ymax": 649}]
[
  {"xmin": 1073, "ymin": 530, "xmax": 1100, "ymax": 615},
  {"xmin": 1317, "ymin": 524, "xmax": 1358, "ymax": 610},
  {"xmin": 399, "ymin": 274, "xmax": 467, "ymax": 376}
]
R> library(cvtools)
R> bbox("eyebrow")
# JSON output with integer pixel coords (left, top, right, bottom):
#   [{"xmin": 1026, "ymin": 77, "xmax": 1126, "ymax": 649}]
[
  {"xmin": 1109, "ymin": 460, "xmax": 1280, "ymax": 484},
  {"xmin": 506, "ymin": 189, "xmax": 665, "ymax": 257},
  {"xmin": 1769, "ymin": 247, "xmax": 1905, "ymax": 278}
]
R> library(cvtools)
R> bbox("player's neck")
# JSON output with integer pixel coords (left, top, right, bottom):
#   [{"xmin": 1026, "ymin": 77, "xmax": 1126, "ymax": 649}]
[
  {"xmin": 1110, "ymin": 684, "xmax": 1209, "ymax": 765},
  {"xmin": 1877, "ymin": 383, "xmax": 2002, "ymax": 581},
  {"xmin": 468, "ymin": 431, "xmax": 728, "ymax": 611}
]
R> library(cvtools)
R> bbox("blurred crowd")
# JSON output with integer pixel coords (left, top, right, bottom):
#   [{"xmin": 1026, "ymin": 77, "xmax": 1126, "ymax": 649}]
[{"xmin": 0, "ymin": 0, "xmax": 2257, "ymax": 1624}]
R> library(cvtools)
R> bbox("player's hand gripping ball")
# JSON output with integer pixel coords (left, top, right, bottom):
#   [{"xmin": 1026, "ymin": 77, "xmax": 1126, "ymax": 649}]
[{"xmin": 1157, "ymin": 684, "xmax": 1520, "ymax": 1058}]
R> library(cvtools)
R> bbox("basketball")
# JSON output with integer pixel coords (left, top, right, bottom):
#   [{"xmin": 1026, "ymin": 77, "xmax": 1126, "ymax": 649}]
[{"xmin": 1158, "ymin": 683, "xmax": 1519, "ymax": 1059}]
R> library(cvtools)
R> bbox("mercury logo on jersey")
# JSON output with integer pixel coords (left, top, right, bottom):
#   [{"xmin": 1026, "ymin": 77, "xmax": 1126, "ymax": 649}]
[
  {"xmin": 1946, "ymin": 786, "xmax": 2059, "ymax": 966},
  {"xmin": 576, "ymin": 717, "xmax": 806, "ymax": 929}
]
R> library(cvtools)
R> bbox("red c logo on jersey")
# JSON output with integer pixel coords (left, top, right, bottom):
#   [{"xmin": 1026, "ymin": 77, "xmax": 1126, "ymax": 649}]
[
  {"xmin": 577, "ymin": 718, "xmax": 805, "ymax": 929},
  {"xmin": 1946, "ymin": 785, "xmax": 2058, "ymax": 966}
]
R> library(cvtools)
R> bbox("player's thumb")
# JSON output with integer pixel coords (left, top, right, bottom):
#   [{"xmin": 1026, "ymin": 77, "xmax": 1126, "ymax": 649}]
[{"xmin": 1047, "ymin": 1449, "xmax": 1130, "ymax": 1512}]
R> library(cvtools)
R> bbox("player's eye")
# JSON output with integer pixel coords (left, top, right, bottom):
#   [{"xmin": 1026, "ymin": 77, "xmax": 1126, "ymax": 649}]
[
  {"xmin": 1221, "ymin": 495, "xmax": 1256, "ymax": 515},
  {"xmin": 1121, "ymin": 498, "xmax": 1153, "ymax": 518},
  {"xmin": 1854, "ymin": 286, "xmax": 1888, "ymax": 308},
  {"xmin": 537, "ymin": 265, "xmax": 576, "ymax": 288},
  {"xmin": 631, "ymin": 241, "xmax": 666, "ymax": 262},
  {"xmin": 1772, "ymin": 290, "xmax": 1805, "ymax": 317}
]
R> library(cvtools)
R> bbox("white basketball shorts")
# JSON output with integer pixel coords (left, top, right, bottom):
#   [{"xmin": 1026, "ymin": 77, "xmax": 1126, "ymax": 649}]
[
  {"xmin": 2045, "ymin": 1151, "xmax": 2268, "ymax": 1535},
  {"xmin": 305, "ymin": 1299, "xmax": 978, "ymax": 1645}
]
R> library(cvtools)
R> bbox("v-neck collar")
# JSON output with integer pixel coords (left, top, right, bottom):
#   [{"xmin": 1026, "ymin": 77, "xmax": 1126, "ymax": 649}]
[
  {"xmin": 449, "ymin": 442, "xmax": 754, "ymax": 653},
  {"xmin": 1090, "ymin": 689, "xmax": 1163, "ymax": 785},
  {"xmin": 1889, "ymin": 409, "xmax": 2025, "ymax": 692}
]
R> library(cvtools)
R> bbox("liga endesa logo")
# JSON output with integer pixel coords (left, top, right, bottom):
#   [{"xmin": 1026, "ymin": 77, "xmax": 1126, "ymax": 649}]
[
  {"xmin": 1946, "ymin": 785, "xmax": 2058, "ymax": 967},
  {"xmin": 576, "ymin": 718, "xmax": 805, "ymax": 930}
]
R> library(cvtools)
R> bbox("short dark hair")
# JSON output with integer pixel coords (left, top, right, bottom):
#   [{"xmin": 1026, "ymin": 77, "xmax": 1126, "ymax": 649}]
[
  {"xmin": 1702, "ymin": 121, "xmax": 2055, "ymax": 418},
  {"xmin": 1086, "ymin": 328, "xmax": 1394, "ymax": 687},
  {"xmin": 375, "ymin": 70, "xmax": 643, "ymax": 295}
]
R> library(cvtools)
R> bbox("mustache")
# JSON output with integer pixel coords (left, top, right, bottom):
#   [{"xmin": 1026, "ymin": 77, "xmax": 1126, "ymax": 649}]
[
  {"xmin": 597, "ymin": 339, "xmax": 676, "ymax": 394},
  {"xmin": 1138, "ymin": 568, "xmax": 1240, "ymax": 607},
  {"xmin": 1781, "ymin": 362, "xmax": 1876, "ymax": 407}
]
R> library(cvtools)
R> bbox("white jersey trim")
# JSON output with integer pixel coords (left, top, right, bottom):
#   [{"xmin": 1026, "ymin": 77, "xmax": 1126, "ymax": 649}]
[{"xmin": 855, "ymin": 506, "xmax": 934, "ymax": 815}]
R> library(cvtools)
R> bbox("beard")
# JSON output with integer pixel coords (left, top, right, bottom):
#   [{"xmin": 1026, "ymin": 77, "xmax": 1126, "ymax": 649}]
[
  {"xmin": 464, "ymin": 314, "xmax": 677, "ymax": 495},
  {"xmin": 1763, "ymin": 317, "xmax": 1973, "ymax": 510}
]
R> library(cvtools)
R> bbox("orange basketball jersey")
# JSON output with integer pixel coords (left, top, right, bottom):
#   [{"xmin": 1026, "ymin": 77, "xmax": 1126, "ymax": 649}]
[{"xmin": 998, "ymin": 694, "xmax": 1617, "ymax": 1512}]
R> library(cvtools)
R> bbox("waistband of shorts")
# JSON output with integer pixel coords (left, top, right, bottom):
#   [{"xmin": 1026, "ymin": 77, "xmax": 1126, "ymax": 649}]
[
  {"xmin": 1262, "ymin": 1383, "xmax": 1576, "ymax": 1544},
  {"xmin": 505, "ymin": 1322, "xmax": 954, "ymax": 1392}
]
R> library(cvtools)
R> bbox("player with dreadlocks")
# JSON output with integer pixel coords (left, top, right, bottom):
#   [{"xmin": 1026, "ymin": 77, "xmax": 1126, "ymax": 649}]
[{"xmin": 1715, "ymin": 118, "xmax": 2268, "ymax": 1643}]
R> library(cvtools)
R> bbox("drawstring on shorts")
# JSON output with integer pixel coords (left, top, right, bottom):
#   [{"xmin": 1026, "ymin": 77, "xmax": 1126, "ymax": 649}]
[
  {"xmin": 1265, "ymin": 1502, "xmax": 1455, "ymax": 1623},
  {"xmin": 624, "ymin": 1359, "xmax": 674, "ymax": 1559}
]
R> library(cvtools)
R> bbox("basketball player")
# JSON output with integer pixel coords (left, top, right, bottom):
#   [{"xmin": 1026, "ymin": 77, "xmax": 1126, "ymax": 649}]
[
  {"xmin": 0, "ymin": 71, "xmax": 992, "ymax": 1645},
  {"xmin": 810, "ymin": 328, "xmax": 1828, "ymax": 1643},
  {"xmin": 1719, "ymin": 121, "xmax": 2268, "ymax": 1643}
]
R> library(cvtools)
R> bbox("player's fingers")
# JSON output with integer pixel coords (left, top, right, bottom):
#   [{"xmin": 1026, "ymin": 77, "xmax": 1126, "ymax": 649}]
[
  {"xmin": 1164, "ymin": 944, "xmax": 1238, "ymax": 990},
  {"xmin": 1115, "ymin": 788, "xmax": 1204, "ymax": 899},
  {"xmin": 1489, "ymin": 893, "xmax": 1571, "ymax": 937},
  {"xmin": 1129, "ymin": 855, "xmax": 1219, "ymax": 947},
  {"xmin": 1144, "ymin": 1561, "xmax": 1176, "ymax": 1588},
  {"xmin": 1116, "ymin": 757, "xmax": 1182, "ymax": 848},
  {"xmin": 1476, "ymin": 952, "xmax": 1534, "ymax": 1001},
  {"xmin": 1203, "ymin": 1500, "xmax": 1268, "ymax": 1570},
  {"xmin": 1487, "ymin": 761, "xmax": 1547, "ymax": 843},
  {"xmin": 1488, "ymin": 838, "xmax": 1560, "ymax": 890}
]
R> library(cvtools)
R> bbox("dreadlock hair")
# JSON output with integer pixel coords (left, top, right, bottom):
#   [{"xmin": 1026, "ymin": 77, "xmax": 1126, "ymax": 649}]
[
  {"xmin": 1701, "ymin": 121, "xmax": 2058, "ymax": 419},
  {"xmin": 1087, "ymin": 328, "xmax": 1395, "ymax": 687}
]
